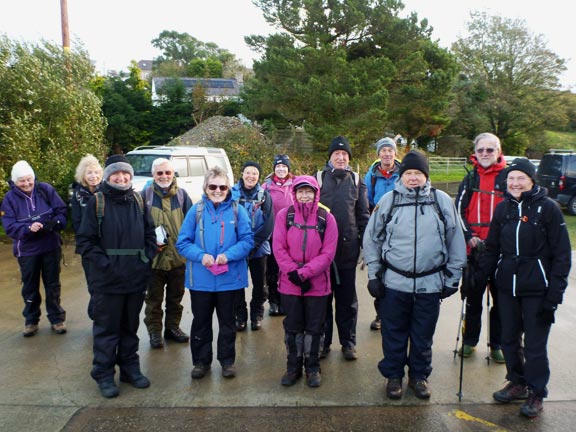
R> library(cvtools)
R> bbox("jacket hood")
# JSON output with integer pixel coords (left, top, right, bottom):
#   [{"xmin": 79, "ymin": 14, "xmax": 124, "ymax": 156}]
[{"xmin": 291, "ymin": 175, "xmax": 321, "ymax": 207}]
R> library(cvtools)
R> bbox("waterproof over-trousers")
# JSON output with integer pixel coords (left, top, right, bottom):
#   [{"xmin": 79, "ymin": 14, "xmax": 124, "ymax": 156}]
[
  {"xmin": 281, "ymin": 294, "xmax": 327, "ymax": 374},
  {"xmin": 190, "ymin": 289, "xmax": 237, "ymax": 367},
  {"xmin": 499, "ymin": 292, "xmax": 551, "ymax": 398},
  {"xmin": 235, "ymin": 256, "xmax": 268, "ymax": 322},
  {"xmin": 323, "ymin": 267, "xmax": 358, "ymax": 350},
  {"xmin": 464, "ymin": 281, "xmax": 501, "ymax": 349},
  {"xmin": 91, "ymin": 291, "xmax": 145, "ymax": 382},
  {"xmin": 378, "ymin": 288, "xmax": 440, "ymax": 380},
  {"xmin": 18, "ymin": 249, "xmax": 66, "ymax": 326}
]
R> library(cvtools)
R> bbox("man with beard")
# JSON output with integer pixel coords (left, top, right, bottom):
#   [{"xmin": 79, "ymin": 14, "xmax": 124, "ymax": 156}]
[{"xmin": 455, "ymin": 132, "xmax": 507, "ymax": 363}]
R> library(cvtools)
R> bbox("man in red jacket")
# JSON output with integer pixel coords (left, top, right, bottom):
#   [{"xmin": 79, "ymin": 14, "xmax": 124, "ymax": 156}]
[{"xmin": 455, "ymin": 132, "xmax": 507, "ymax": 363}]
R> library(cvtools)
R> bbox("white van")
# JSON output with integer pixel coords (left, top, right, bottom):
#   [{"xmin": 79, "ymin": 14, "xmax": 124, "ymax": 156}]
[{"xmin": 125, "ymin": 145, "xmax": 234, "ymax": 203}]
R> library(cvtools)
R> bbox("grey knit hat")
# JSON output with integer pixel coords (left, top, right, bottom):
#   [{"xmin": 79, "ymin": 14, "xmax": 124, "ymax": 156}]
[
  {"xmin": 376, "ymin": 137, "xmax": 397, "ymax": 154},
  {"xmin": 103, "ymin": 154, "xmax": 134, "ymax": 181}
]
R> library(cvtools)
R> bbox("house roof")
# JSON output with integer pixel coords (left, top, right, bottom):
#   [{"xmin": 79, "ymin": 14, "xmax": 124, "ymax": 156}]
[{"xmin": 152, "ymin": 77, "xmax": 240, "ymax": 97}]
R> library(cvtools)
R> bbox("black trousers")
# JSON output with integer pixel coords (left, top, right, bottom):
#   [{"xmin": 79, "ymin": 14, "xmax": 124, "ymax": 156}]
[
  {"xmin": 499, "ymin": 292, "xmax": 551, "ymax": 398},
  {"xmin": 144, "ymin": 266, "xmax": 186, "ymax": 333},
  {"xmin": 266, "ymin": 251, "xmax": 280, "ymax": 306},
  {"xmin": 90, "ymin": 291, "xmax": 145, "ymax": 382},
  {"xmin": 18, "ymin": 249, "xmax": 65, "ymax": 325},
  {"xmin": 235, "ymin": 256, "xmax": 268, "ymax": 322},
  {"xmin": 463, "ymin": 281, "xmax": 501, "ymax": 349},
  {"xmin": 323, "ymin": 266, "xmax": 358, "ymax": 349},
  {"xmin": 190, "ymin": 289, "xmax": 237, "ymax": 367},
  {"xmin": 282, "ymin": 293, "xmax": 328, "ymax": 373}
]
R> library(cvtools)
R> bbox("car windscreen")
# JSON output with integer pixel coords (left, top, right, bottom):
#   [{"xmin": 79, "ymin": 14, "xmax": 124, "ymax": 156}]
[
  {"xmin": 537, "ymin": 155, "xmax": 563, "ymax": 176},
  {"xmin": 125, "ymin": 154, "xmax": 164, "ymax": 176}
]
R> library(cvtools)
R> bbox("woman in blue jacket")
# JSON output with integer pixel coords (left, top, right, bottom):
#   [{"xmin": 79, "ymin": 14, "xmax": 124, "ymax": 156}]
[{"xmin": 176, "ymin": 166, "xmax": 254, "ymax": 380}]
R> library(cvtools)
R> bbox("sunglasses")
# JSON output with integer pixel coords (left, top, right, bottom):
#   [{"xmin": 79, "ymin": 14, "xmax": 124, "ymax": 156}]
[
  {"xmin": 155, "ymin": 170, "xmax": 172, "ymax": 176},
  {"xmin": 476, "ymin": 148, "xmax": 497, "ymax": 154},
  {"xmin": 208, "ymin": 184, "xmax": 228, "ymax": 191}
]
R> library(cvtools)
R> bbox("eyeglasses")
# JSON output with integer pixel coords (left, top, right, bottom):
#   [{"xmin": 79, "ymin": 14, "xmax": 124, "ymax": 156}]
[
  {"xmin": 208, "ymin": 184, "xmax": 228, "ymax": 191},
  {"xmin": 155, "ymin": 170, "xmax": 172, "ymax": 176},
  {"xmin": 476, "ymin": 148, "xmax": 497, "ymax": 154}
]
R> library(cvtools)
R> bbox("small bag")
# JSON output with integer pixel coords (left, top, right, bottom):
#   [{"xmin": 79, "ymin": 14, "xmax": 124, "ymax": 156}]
[{"xmin": 207, "ymin": 263, "xmax": 229, "ymax": 275}]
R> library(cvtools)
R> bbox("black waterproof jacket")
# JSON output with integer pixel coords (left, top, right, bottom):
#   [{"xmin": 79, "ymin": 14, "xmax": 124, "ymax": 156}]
[
  {"xmin": 316, "ymin": 165, "xmax": 370, "ymax": 270},
  {"xmin": 478, "ymin": 186, "xmax": 571, "ymax": 305},
  {"xmin": 76, "ymin": 182, "xmax": 157, "ymax": 294}
]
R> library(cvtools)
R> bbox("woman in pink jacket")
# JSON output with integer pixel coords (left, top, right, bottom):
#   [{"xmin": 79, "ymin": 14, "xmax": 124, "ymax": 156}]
[
  {"xmin": 262, "ymin": 154, "xmax": 295, "ymax": 316},
  {"xmin": 272, "ymin": 175, "xmax": 338, "ymax": 388}
]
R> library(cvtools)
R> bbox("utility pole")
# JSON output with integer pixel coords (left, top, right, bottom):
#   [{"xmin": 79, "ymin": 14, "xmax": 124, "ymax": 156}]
[{"xmin": 60, "ymin": 0, "xmax": 70, "ymax": 50}]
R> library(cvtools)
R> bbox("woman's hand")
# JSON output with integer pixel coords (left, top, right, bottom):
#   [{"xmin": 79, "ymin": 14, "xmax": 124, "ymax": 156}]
[
  {"xmin": 215, "ymin": 254, "xmax": 228, "ymax": 265},
  {"xmin": 202, "ymin": 254, "xmax": 215, "ymax": 267}
]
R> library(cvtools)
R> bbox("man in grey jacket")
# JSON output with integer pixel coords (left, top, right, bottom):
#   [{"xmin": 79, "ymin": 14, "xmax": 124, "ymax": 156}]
[{"xmin": 363, "ymin": 151, "xmax": 466, "ymax": 400}]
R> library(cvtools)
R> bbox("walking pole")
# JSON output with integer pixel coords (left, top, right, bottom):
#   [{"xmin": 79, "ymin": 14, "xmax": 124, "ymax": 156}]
[
  {"xmin": 453, "ymin": 298, "xmax": 465, "ymax": 359},
  {"xmin": 457, "ymin": 297, "xmax": 467, "ymax": 401},
  {"xmin": 485, "ymin": 284, "xmax": 491, "ymax": 365}
]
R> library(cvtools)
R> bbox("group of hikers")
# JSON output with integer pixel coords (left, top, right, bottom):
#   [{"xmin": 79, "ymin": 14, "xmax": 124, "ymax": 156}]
[{"xmin": 1, "ymin": 132, "xmax": 571, "ymax": 419}]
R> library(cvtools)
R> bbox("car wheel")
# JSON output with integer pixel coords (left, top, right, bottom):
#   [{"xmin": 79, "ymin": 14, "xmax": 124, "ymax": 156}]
[{"xmin": 568, "ymin": 196, "xmax": 576, "ymax": 216}]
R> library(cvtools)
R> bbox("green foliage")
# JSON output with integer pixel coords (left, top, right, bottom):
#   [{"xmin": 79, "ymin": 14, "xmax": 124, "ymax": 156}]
[
  {"xmin": 151, "ymin": 30, "xmax": 240, "ymax": 78},
  {"xmin": 448, "ymin": 12, "xmax": 568, "ymax": 146},
  {"xmin": 0, "ymin": 37, "xmax": 106, "ymax": 200},
  {"xmin": 98, "ymin": 62, "xmax": 153, "ymax": 153},
  {"xmin": 245, "ymin": 0, "xmax": 458, "ymax": 154}
]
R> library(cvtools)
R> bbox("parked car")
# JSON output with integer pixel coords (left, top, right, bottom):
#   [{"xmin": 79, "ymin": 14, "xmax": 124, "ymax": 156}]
[
  {"xmin": 536, "ymin": 149, "xmax": 576, "ymax": 215},
  {"xmin": 125, "ymin": 145, "xmax": 234, "ymax": 203}
]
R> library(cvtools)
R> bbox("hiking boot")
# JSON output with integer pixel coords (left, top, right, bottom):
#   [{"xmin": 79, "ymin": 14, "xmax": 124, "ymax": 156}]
[
  {"xmin": 222, "ymin": 364, "xmax": 237, "ymax": 378},
  {"xmin": 51, "ymin": 322, "xmax": 67, "ymax": 334},
  {"xmin": 386, "ymin": 378, "xmax": 403, "ymax": 400},
  {"xmin": 281, "ymin": 370, "xmax": 302, "ymax": 386},
  {"xmin": 493, "ymin": 382, "xmax": 529, "ymax": 403},
  {"xmin": 342, "ymin": 346, "xmax": 358, "ymax": 361},
  {"xmin": 490, "ymin": 349, "xmax": 506, "ymax": 364},
  {"xmin": 23, "ymin": 324, "xmax": 39, "ymax": 337},
  {"xmin": 409, "ymin": 379, "xmax": 431, "ymax": 399},
  {"xmin": 120, "ymin": 372, "xmax": 150, "ymax": 389},
  {"xmin": 191, "ymin": 364, "xmax": 211, "ymax": 379},
  {"xmin": 319, "ymin": 345, "xmax": 331, "ymax": 359},
  {"xmin": 458, "ymin": 344, "xmax": 475, "ymax": 357},
  {"xmin": 520, "ymin": 393, "xmax": 543, "ymax": 418},
  {"xmin": 269, "ymin": 302, "xmax": 280, "ymax": 316},
  {"xmin": 306, "ymin": 371, "xmax": 321, "ymax": 388},
  {"xmin": 250, "ymin": 319, "xmax": 262, "ymax": 331},
  {"xmin": 98, "ymin": 380, "xmax": 119, "ymax": 398},
  {"xmin": 164, "ymin": 327, "xmax": 189, "ymax": 343},
  {"xmin": 149, "ymin": 332, "xmax": 164, "ymax": 349},
  {"xmin": 370, "ymin": 316, "xmax": 381, "ymax": 331},
  {"xmin": 235, "ymin": 320, "xmax": 247, "ymax": 332}
]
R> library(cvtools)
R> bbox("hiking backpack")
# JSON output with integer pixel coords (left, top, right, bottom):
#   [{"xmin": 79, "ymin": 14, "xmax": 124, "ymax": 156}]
[{"xmin": 194, "ymin": 199, "xmax": 239, "ymax": 250}]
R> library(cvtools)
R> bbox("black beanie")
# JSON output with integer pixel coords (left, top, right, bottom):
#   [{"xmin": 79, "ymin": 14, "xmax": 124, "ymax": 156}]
[
  {"xmin": 507, "ymin": 158, "xmax": 536, "ymax": 182},
  {"xmin": 242, "ymin": 160, "xmax": 262, "ymax": 176},
  {"xmin": 103, "ymin": 154, "xmax": 134, "ymax": 181},
  {"xmin": 399, "ymin": 151, "xmax": 429, "ymax": 178},
  {"xmin": 273, "ymin": 154, "xmax": 291, "ymax": 171},
  {"xmin": 328, "ymin": 136, "xmax": 352, "ymax": 159}
]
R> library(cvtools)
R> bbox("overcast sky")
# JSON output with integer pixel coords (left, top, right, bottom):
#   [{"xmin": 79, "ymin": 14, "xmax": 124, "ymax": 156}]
[{"xmin": 0, "ymin": 0, "xmax": 573, "ymax": 89}]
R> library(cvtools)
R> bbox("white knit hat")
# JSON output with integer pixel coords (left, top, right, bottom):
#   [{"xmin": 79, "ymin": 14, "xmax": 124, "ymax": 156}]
[{"xmin": 11, "ymin": 160, "xmax": 35, "ymax": 183}]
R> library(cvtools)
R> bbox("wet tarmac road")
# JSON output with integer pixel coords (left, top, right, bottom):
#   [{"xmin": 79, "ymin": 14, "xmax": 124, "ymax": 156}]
[{"xmin": 1, "ymin": 241, "xmax": 576, "ymax": 432}]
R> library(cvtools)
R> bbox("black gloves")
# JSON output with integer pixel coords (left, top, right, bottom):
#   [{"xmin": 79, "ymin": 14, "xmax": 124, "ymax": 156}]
[
  {"xmin": 42, "ymin": 220, "xmax": 60, "ymax": 231},
  {"xmin": 288, "ymin": 270, "xmax": 301, "ymax": 286},
  {"xmin": 367, "ymin": 278, "xmax": 385, "ymax": 298},
  {"xmin": 440, "ymin": 286, "xmax": 458, "ymax": 299},
  {"xmin": 288, "ymin": 270, "xmax": 312, "ymax": 293},
  {"xmin": 538, "ymin": 300, "xmax": 557, "ymax": 325}
]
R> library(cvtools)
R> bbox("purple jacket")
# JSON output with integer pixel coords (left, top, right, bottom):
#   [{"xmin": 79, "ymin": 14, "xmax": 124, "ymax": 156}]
[
  {"xmin": 273, "ymin": 175, "xmax": 338, "ymax": 297},
  {"xmin": 1, "ymin": 181, "xmax": 67, "ymax": 257}
]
